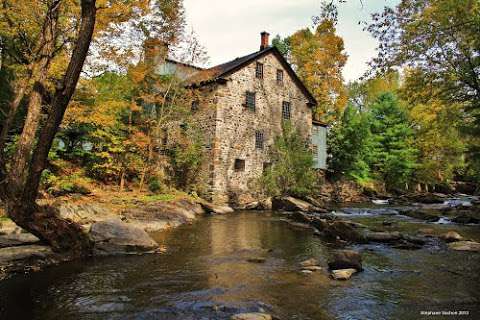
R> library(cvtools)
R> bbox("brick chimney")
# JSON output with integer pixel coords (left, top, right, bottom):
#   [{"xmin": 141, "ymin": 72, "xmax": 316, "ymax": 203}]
[{"xmin": 260, "ymin": 31, "xmax": 270, "ymax": 50}]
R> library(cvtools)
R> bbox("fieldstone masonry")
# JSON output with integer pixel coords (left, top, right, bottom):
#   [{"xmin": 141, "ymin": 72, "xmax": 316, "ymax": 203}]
[{"xmin": 191, "ymin": 52, "xmax": 313, "ymax": 204}]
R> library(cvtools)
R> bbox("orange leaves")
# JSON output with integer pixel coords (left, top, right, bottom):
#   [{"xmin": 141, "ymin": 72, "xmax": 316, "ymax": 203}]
[{"xmin": 289, "ymin": 19, "xmax": 348, "ymax": 122}]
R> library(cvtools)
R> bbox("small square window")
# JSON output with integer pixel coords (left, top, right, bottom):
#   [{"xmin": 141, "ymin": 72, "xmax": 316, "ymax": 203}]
[
  {"xmin": 162, "ymin": 128, "xmax": 168, "ymax": 147},
  {"xmin": 191, "ymin": 100, "xmax": 199, "ymax": 112},
  {"xmin": 246, "ymin": 91, "xmax": 256, "ymax": 111},
  {"xmin": 234, "ymin": 159, "xmax": 245, "ymax": 172},
  {"xmin": 282, "ymin": 101, "xmax": 291, "ymax": 120},
  {"xmin": 255, "ymin": 130, "xmax": 264, "ymax": 149},
  {"xmin": 256, "ymin": 62, "xmax": 264, "ymax": 79},
  {"xmin": 277, "ymin": 69, "xmax": 283, "ymax": 83}
]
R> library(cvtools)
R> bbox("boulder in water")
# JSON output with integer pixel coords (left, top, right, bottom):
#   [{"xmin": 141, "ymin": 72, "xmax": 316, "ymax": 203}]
[
  {"xmin": 272, "ymin": 196, "xmax": 317, "ymax": 212},
  {"xmin": 200, "ymin": 202, "xmax": 234, "ymax": 214},
  {"xmin": 328, "ymin": 250, "xmax": 362, "ymax": 271},
  {"xmin": 322, "ymin": 221, "xmax": 367, "ymax": 243},
  {"xmin": 365, "ymin": 231, "xmax": 402, "ymax": 243},
  {"xmin": 448, "ymin": 241, "xmax": 480, "ymax": 252},
  {"xmin": 90, "ymin": 219, "xmax": 158, "ymax": 255},
  {"xmin": 441, "ymin": 231, "xmax": 463, "ymax": 242},
  {"xmin": 452, "ymin": 213, "xmax": 479, "ymax": 224},
  {"xmin": 331, "ymin": 268, "xmax": 357, "ymax": 280}
]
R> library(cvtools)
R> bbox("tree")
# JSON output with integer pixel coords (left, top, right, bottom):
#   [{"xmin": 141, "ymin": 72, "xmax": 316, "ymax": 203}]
[
  {"xmin": 369, "ymin": 93, "xmax": 418, "ymax": 190},
  {"xmin": 0, "ymin": 0, "xmax": 98, "ymax": 254},
  {"xmin": 398, "ymin": 69, "xmax": 466, "ymax": 189},
  {"xmin": 0, "ymin": 0, "xmax": 185, "ymax": 254},
  {"xmin": 261, "ymin": 123, "xmax": 317, "ymax": 197},
  {"xmin": 328, "ymin": 104, "xmax": 372, "ymax": 183},
  {"xmin": 288, "ymin": 19, "xmax": 348, "ymax": 121},
  {"xmin": 368, "ymin": 0, "xmax": 480, "ymax": 179}
]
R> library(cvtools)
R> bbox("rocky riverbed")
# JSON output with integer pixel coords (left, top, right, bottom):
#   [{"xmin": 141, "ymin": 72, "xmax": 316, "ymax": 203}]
[{"xmin": 0, "ymin": 196, "xmax": 234, "ymax": 280}]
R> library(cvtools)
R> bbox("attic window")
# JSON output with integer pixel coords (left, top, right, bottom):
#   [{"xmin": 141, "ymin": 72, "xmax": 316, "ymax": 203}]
[
  {"xmin": 256, "ymin": 62, "xmax": 264, "ymax": 79},
  {"xmin": 277, "ymin": 69, "xmax": 283, "ymax": 83},
  {"xmin": 255, "ymin": 130, "xmax": 264, "ymax": 149},
  {"xmin": 282, "ymin": 101, "xmax": 291, "ymax": 120},
  {"xmin": 234, "ymin": 159, "xmax": 245, "ymax": 172},
  {"xmin": 246, "ymin": 91, "xmax": 256, "ymax": 111},
  {"xmin": 191, "ymin": 100, "xmax": 199, "ymax": 112}
]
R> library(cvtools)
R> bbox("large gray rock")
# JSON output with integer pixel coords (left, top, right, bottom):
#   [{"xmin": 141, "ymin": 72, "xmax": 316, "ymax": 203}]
[
  {"xmin": 200, "ymin": 202, "xmax": 234, "ymax": 214},
  {"xmin": 0, "ymin": 245, "xmax": 54, "ymax": 264},
  {"xmin": 90, "ymin": 219, "xmax": 158, "ymax": 255},
  {"xmin": 322, "ymin": 221, "xmax": 367, "ymax": 243},
  {"xmin": 0, "ymin": 233, "xmax": 40, "ymax": 248},
  {"xmin": 272, "ymin": 196, "xmax": 315, "ymax": 212},
  {"xmin": 328, "ymin": 250, "xmax": 362, "ymax": 271},
  {"xmin": 57, "ymin": 203, "xmax": 115, "ymax": 225}
]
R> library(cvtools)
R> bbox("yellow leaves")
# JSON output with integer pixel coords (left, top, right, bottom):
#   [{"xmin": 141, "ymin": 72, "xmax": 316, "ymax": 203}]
[{"xmin": 289, "ymin": 20, "xmax": 348, "ymax": 122}]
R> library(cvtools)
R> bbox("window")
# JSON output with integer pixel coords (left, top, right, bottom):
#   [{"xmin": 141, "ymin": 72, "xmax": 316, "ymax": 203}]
[
  {"xmin": 246, "ymin": 91, "xmax": 256, "ymax": 111},
  {"xmin": 255, "ymin": 130, "xmax": 264, "ymax": 149},
  {"xmin": 256, "ymin": 62, "xmax": 264, "ymax": 79},
  {"xmin": 234, "ymin": 159, "xmax": 245, "ymax": 172},
  {"xmin": 277, "ymin": 69, "xmax": 283, "ymax": 83},
  {"xmin": 191, "ymin": 100, "xmax": 199, "ymax": 112},
  {"xmin": 282, "ymin": 101, "xmax": 291, "ymax": 120},
  {"xmin": 312, "ymin": 145, "xmax": 318, "ymax": 159},
  {"xmin": 263, "ymin": 162, "xmax": 272, "ymax": 172}
]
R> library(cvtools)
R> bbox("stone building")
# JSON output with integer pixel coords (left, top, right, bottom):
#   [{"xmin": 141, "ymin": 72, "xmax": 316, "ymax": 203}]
[{"xmin": 161, "ymin": 32, "xmax": 327, "ymax": 204}]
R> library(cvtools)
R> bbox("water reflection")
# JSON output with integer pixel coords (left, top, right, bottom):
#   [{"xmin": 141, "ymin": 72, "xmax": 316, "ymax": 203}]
[{"xmin": 0, "ymin": 211, "xmax": 479, "ymax": 320}]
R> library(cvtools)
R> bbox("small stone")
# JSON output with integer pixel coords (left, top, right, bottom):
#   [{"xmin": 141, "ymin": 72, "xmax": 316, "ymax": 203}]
[
  {"xmin": 300, "ymin": 270, "xmax": 313, "ymax": 274},
  {"xmin": 230, "ymin": 312, "xmax": 272, "ymax": 320},
  {"xmin": 299, "ymin": 258, "xmax": 318, "ymax": 267},
  {"xmin": 302, "ymin": 266, "xmax": 322, "ymax": 272},
  {"xmin": 331, "ymin": 268, "xmax": 357, "ymax": 280}
]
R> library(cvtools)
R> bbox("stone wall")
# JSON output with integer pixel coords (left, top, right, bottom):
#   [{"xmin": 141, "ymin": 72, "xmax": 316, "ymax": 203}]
[{"xmin": 196, "ymin": 52, "xmax": 313, "ymax": 204}]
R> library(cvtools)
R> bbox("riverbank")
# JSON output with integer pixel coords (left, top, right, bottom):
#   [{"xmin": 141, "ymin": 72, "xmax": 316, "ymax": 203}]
[{"xmin": 0, "ymin": 191, "xmax": 234, "ymax": 281}]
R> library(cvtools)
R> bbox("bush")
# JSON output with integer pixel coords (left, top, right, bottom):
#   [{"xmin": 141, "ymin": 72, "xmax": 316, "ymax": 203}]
[
  {"xmin": 260, "ymin": 123, "xmax": 318, "ymax": 197},
  {"xmin": 44, "ymin": 172, "xmax": 92, "ymax": 196},
  {"xmin": 148, "ymin": 177, "xmax": 163, "ymax": 193}
]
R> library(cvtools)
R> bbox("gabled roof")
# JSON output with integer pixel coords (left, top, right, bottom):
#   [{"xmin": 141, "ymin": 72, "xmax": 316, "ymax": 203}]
[{"xmin": 186, "ymin": 46, "xmax": 317, "ymax": 106}]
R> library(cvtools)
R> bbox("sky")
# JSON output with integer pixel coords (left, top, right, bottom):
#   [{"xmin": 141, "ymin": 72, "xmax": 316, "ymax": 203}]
[{"xmin": 183, "ymin": 0, "xmax": 399, "ymax": 82}]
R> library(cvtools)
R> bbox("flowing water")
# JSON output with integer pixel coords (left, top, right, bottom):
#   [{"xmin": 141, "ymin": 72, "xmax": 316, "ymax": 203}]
[{"xmin": 0, "ymin": 207, "xmax": 479, "ymax": 320}]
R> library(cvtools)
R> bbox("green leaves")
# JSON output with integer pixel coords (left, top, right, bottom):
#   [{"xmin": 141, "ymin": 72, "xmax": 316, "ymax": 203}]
[{"xmin": 261, "ymin": 123, "xmax": 317, "ymax": 197}]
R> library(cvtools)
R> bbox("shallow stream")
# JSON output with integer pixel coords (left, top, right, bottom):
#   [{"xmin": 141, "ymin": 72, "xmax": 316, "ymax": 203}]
[{"xmin": 0, "ymin": 205, "xmax": 479, "ymax": 319}]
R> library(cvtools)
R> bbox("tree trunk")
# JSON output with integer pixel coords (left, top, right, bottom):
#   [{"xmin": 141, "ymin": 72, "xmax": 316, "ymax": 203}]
[
  {"xmin": 5, "ymin": 200, "xmax": 92, "ymax": 255},
  {"xmin": 1, "ymin": 0, "xmax": 97, "ymax": 255},
  {"xmin": 10, "ymin": 0, "xmax": 60, "ymax": 188}
]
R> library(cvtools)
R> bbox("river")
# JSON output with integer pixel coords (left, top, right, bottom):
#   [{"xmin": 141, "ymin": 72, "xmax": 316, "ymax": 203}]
[{"xmin": 0, "ymin": 206, "xmax": 479, "ymax": 319}]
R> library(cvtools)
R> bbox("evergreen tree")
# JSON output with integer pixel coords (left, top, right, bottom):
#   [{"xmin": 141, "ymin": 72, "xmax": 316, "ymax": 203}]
[
  {"xmin": 328, "ymin": 105, "xmax": 372, "ymax": 183},
  {"xmin": 369, "ymin": 93, "xmax": 418, "ymax": 190}
]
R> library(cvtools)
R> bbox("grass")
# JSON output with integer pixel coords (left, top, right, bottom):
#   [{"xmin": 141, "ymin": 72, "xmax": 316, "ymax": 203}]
[{"xmin": 140, "ymin": 194, "xmax": 178, "ymax": 202}]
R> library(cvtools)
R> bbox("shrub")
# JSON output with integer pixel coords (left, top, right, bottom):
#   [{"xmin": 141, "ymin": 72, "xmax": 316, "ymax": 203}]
[{"xmin": 260, "ymin": 123, "xmax": 318, "ymax": 197}]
